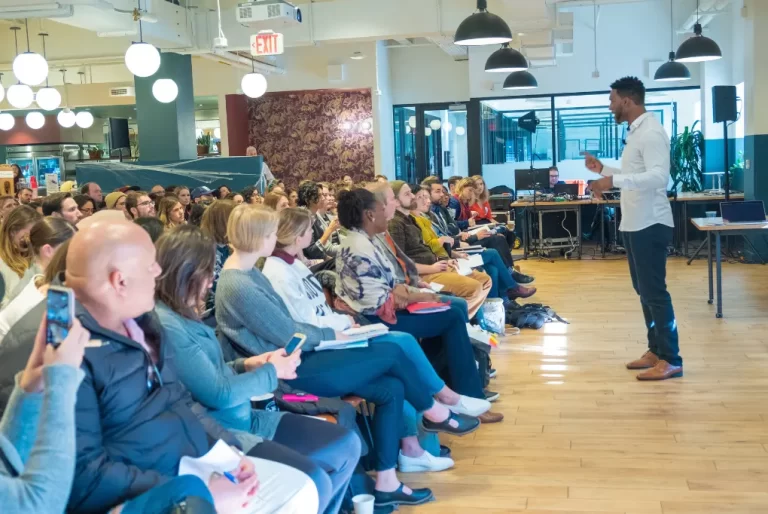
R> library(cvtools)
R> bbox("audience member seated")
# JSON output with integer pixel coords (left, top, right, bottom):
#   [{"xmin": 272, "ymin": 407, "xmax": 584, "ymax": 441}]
[
  {"xmin": 104, "ymin": 191, "xmax": 128, "ymax": 219},
  {"xmin": 225, "ymin": 192, "xmax": 245, "ymax": 205},
  {"xmin": 0, "ymin": 215, "xmax": 319, "ymax": 513},
  {"xmin": 158, "ymin": 195, "xmax": 185, "ymax": 230},
  {"xmin": 469, "ymin": 176, "xmax": 519, "ymax": 251},
  {"xmin": 297, "ymin": 182, "xmax": 340, "ymax": 260},
  {"xmin": 215, "ymin": 204, "xmax": 480, "ymax": 508},
  {"xmin": 241, "ymin": 186, "xmax": 263, "ymax": 206},
  {"xmin": 134, "ymin": 217, "xmax": 165, "ymax": 243},
  {"xmin": 387, "ymin": 181, "xmax": 491, "ymax": 318},
  {"xmin": 155, "ymin": 225, "xmax": 360, "ymax": 514},
  {"xmin": 410, "ymin": 186, "xmax": 535, "ymax": 300},
  {"xmin": 4, "ymin": 217, "xmax": 76, "ymax": 308},
  {"xmin": 15, "ymin": 187, "xmax": 32, "ymax": 205},
  {"xmin": 199, "ymin": 200, "xmax": 236, "ymax": 312},
  {"xmin": 42, "ymin": 192, "xmax": 83, "ymax": 225},
  {"xmin": 287, "ymin": 189, "xmax": 299, "ymax": 207},
  {"xmin": 263, "ymin": 207, "xmax": 489, "ymax": 472},
  {"xmin": 193, "ymin": 187, "xmax": 215, "ymax": 206},
  {"xmin": 189, "ymin": 204, "xmax": 207, "ymax": 227},
  {"xmin": 215, "ymin": 185, "xmax": 231, "ymax": 199},
  {"xmin": 150, "ymin": 184, "xmax": 166, "ymax": 197},
  {"xmin": 79, "ymin": 182, "xmax": 103, "ymax": 210},
  {"xmin": 173, "ymin": 186, "xmax": 192, "ymax": 220},
  {"xmin": 73, "ymin": 194, "xmax": 95, "ymax": 219},
  {"xmin": 125, "ymin": 191, "xmax": 156, "ymax": 220},
  {"xmin": 0, "ymin": 206, "xmax": 42, "ymax": 307},
  {"xmin": 545, "ymin": 166, "xmax": 564, "ymax": 193},
  {"xmin": 0, "ymin": 197, "xmax": 18, "ymax": 222},
  {"xmin": 264, "ymin": 192, "xmax": 290, "ymax": 211},
  {"xmin": 334, "ymin": 187, "xmax": 503, "ymax": 423}
]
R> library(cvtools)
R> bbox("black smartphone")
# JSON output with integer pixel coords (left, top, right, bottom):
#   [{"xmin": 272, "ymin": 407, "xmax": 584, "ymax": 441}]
[
  {"xmin": 285, "ymin": 333, "xmax": 307, "ymax": 355},
  {"xmin": 46, "ymin": 286, "xmax": 75, "ymax": 348}
]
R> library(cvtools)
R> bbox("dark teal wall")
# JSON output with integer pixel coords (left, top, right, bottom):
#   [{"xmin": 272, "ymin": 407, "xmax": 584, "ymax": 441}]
[
  {"xmin": 704, "ymin": 137, "xmax": 743, "ymax": 191},
  {"xmin": 742, "ymin": 134, "xmax": 768, "ymax": 261}
]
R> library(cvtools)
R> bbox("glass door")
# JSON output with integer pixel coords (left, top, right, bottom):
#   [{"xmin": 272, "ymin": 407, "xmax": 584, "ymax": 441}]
[{"xmin": 393, "ymin": 106, "xmax": 417, "ymax": 183}]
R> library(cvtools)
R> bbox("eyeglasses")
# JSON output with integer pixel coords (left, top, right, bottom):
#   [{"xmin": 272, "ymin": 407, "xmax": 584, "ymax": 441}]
[
  {"xmin": 138, "ymin": 200, "xmax": 154, "ymax": 207},
  {"xmin": 80, "ymin": 208, "xmax": 94, "ymax": 215}
]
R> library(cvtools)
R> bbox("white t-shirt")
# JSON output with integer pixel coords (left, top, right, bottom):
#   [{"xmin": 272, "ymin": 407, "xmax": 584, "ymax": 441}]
[
  {"xmin": 0, "ymin": 276, "xmax": 44, "ymax": 344},
  {"xmin": 262, "ymin": 253, "xmax": 352, "ymax": 332}
]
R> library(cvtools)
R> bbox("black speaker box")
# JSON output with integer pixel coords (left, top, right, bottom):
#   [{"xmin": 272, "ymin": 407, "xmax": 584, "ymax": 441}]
[{"xmin": 712, "ymin": 85, "xmax": 737, "ymax": 123}]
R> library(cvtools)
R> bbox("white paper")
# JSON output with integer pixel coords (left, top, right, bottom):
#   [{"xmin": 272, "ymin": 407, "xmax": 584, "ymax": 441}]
[
  {"xmin": 179, "ymin": 439, "xmax": 240, "ymax": 486},
  {"xmin": 45, "ymin": 174, "xmax": 59, "ymax": 193},
  {"xmin": 428, "ymin": 282, "xmax": 444, "ymax": 292},
  {"xmin": 467, "ymin": 254, "xmax": 484, "ymax": 268},
  {"xmin": 343, "ymin": 323, "xmax": 389, "ymax": 336},
  {"xmin": 456, "ymin": 254, "xmax": 483, "ymax": 276}
]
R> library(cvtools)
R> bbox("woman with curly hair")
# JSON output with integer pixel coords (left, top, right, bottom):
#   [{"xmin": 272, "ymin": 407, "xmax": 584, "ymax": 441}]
[{"xmin": 0, "ymin": 205, "xmax": 42, "ymax": 307}]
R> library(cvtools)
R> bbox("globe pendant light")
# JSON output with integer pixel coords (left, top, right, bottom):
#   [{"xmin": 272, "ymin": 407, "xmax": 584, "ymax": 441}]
[
  {"xmin": 0, "ymin": 113, "xmax": 15, "ymax": 131},
  {"xmin": 75, "ymin": 111, "xmax": 94, "ymax": 129},
  {"xmin": 485, "ymin": 43, "xmax": 528, "ymax": 73},
  {"xmin": 503, "ymin": 70, "xmax": 538, "ymax": 90},
  {"xmin": 34, "ymin": 33, "xmax": 62, "ymax": 110},
  {"xmin": 675, "ymin": 0, "xmax": 721, "ymax": 63},
  {"xmin": 125, "ymin": 1, "xmax": 161, "ymax": 77},
  {"xmin": 13, "ymin": 21, "xmax": 48, "ymax": 86},
  {"xmin": 7, "ymin": 84, "xmax": 34, "ymax": 108},
  {"xmin": 26, "ymin": 112, "xmax": 45, "ymax": 130},
  {"xmin": 152, "ymin": 78, "xmax": 178, "ymax": 103},
  {"xmin": 455, "ymin": 0, "xmax": 512, "ymax": 46},
  {"xmin": 57, "ymin": 108, "xmax": 76, "ymax": 128},
  {"xmin": 241, "ymin": 57, "xmax": 268, "ymax": 98}
]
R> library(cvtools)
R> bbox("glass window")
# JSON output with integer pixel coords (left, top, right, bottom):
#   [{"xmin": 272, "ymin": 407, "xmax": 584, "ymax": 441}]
[{"xmin": 393, "ymin": 106, "xmax": 417, "ymax": 182}]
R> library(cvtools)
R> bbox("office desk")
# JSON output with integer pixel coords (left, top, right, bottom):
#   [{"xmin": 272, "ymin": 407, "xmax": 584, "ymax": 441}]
[
  {"xmin": 511, "ymin": 199, "xmax": 589, "ymax": 259},
  {"xmin": 678, "ymin": 193, "xmax": 745, "ymax": 257},
  {"xmin": 690, "ymin": 217, "xmax": 768, "ymax": 318}
]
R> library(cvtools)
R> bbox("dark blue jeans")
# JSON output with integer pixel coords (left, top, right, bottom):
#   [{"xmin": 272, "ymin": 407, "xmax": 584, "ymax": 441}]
[
  {"xmin": 623, "ymin": 224, "xmax": 682, "ymax": 367},
  {"xmin": 120, "ymin": 476, "xmax": 214, "ymax": 514},
  {"xmin": 481, "ymin": 248, "xmax": 518, "ymax": 297}
]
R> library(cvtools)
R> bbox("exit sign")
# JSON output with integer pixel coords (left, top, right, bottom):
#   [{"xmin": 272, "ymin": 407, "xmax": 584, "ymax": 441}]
[{"xmin": 250, "ymin": 31, "xmax": 284, "ymax": 56}]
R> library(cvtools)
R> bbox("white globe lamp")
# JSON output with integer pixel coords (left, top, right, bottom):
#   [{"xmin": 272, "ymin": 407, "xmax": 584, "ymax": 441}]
[
  {"xmin": 425, "ymin": 127, "xmax": 432, "ymax": 137},
  {"xmin": 35, "ymin": 87, "xmax": 62, "ymax": 111},
  {"xmin": 241, "ymin": 73, "xmax": 267, "ymax": 98},
  {"xmin": 57, "ymin": 109, "xmax": 76, "ymax": 128},
  {"xmin": 408, "ymin": 116, "xmax": 416, "ymax": 129},
  {"xmin": 429, "ymin": 119, "xmax": 442, "ymax": 130},
  {"xmin": 7, "ymin": 84, "xmax": 33, "ymax": 108},
  {"xmin": 152, "ymin": 79, "xmax": 178, "ymax": 103},
  {"xmin": 443, "ymin": 121, "xmax": 453, "ymax": 132},
  {"xmin": 125, "ymin": 42, "xmax": 161, "ymax": 78},
  {"xmin": 25, "ymin": 111, "xmax": 45, "ymax": 130},
  {"xmin": 456, "ymin": 126, "xmax": 466, "ymax": 136},
  {"xmin": 213, "ymin": 128, "xmax": 221, "ymax": 139},
  {"xmin": 13, "ymin": 52, "xmax": 48, "ymax": 86},
  {"xmin": 75, "ymin": 111, "xmax": 94, "ymax": 129},
  {"xmin": 405, "ymin": 125, "xmax": 411, "ymax": 134},
  {"xmin": 0, "ymin": 113, "xmax": 15, "ymax": 131}
]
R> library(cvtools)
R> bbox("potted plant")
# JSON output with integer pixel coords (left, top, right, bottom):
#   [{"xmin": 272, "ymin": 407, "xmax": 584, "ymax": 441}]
[
  {"xmin": 197, "ymin": 133, "xmax": 211, "ymax": 156},
  {"xmin": 669, "ymin": 121, "xmax": 704, "ymax": 193},
  {"xmin": 87, "ymin": 147, "xmax": 103, "ymax": 160}
]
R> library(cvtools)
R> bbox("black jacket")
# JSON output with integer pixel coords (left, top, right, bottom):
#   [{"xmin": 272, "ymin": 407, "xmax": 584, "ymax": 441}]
[{"xmin": 0, "ymin": 301, "xmax": 239, "ymax": 514}]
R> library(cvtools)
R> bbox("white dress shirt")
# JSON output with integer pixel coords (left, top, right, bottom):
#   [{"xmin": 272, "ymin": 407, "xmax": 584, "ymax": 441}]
[{"xmin": 601, "ymin": 112, "xmax": 674, "ymax": 232}]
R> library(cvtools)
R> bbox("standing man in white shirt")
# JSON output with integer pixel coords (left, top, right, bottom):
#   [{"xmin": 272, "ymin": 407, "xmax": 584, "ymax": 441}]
[
  {"xmin": 246, "ymin": 145, "xmax": 275, "ymax": 193},
  {"xmin": 585, "ymin": 76, "xmax": 682, "ymax": 381}
]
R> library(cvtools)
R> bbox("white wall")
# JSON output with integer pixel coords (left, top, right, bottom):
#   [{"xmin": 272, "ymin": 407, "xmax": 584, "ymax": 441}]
[
  {"xmin": 389, "ymin": 45, "xmax": 469, "ymax": 105},
  {"xmin": 374, "ymin": 42, "xmax": 395, "ymax": 179}
]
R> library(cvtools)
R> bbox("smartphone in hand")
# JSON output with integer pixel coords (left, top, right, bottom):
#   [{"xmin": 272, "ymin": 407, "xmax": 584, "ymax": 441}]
[
  {"xmin": 285, "ymin": 333, "xmax": 307, "ymax": 355},
  {"xmin": 46, "ymin": 286, "xmax": 75, "ymax": 349}
]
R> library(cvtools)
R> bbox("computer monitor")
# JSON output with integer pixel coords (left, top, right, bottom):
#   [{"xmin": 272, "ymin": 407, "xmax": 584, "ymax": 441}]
[
  {"xmin": 514, "ymin": 168, "xmax": 550, "ymax": 193},
  {"xmin": 720, "ymin": 201, "xmax": 766, "ymax": 223},
  {"xmin": 554, "ymin": 183, "xmax": 579, "ymax": 196}
]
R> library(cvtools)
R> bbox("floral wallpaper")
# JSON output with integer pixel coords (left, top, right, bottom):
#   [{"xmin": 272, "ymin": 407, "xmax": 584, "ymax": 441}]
[{"xmin": 247, "ymin": 89, "xmax": 375, "ymax": 188}]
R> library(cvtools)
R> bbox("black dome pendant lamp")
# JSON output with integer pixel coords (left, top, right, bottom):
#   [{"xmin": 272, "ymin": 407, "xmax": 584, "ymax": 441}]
[
  {"xmin": 655, "ymin": 0, "xmax": 691, "ymax": 81},
  {"xmin": 675, "ymin": 0, "xmax": 722, "ymax": 63},
  {"xmin": 485, "ymin": 43, "xmax": 528, "ymax": 73},
  {"xmin": 503, "ymin": 70, "xmax": 538, "ymax": 90},
  {"xmin": 454, "ymin": 0, "xmax": 512, "ymax": 46}
]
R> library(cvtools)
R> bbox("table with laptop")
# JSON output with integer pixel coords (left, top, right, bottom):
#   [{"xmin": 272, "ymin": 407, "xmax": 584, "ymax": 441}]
[{"xmin": 690, "ymin": 200, "xmax": 768, "ymax": 318}]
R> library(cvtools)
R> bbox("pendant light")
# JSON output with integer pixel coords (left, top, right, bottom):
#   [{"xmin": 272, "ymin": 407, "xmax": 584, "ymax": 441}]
[
  {"xmin": 455, "ymin": 0, "xmax": 512, "ymax": 46},
  {"xmin": 75, "ymin": 111, "xmax": 94, "ymax": 129},
  {"xmin": 485, "ymin": 43, "xmax": 528, "ymax": 73},
  {"xmin": 125, "ymin": 0, "xmax": 161, "ymax": 77},
  {"xmin": 13, "ymin": 20, "xmax": 48, "ymax": 86},
  {"xmin": 503, "ymin": 70, "xmax": 538, "ymax": 90},
  {"xmin": 241, "ymin": 57, "xmax": 268, "ymax": 99},
  {"xmin": 57, "ymin": 69, "xmax": 76, "ymax": 128},
  {"xmin": 0, "ymin": 113, "xmax": 14, "ymax": 131},
  {"xmin": 655, "ymin": 0, "xmax": 690, "ymax": 82},
  {"xmin": 152, "ymin": 78, "xmax": 178, "ymax": 103},
  {"xmin": 7, "ymin": 27, "xmax": 34, "ymax": 109},
  {"xmin": 26, "ymin": 111, "xmax": 45, "ymax": 130},
  {"xmin": 675, "ymin": 0, "xmax": 722, "ymax": 63},
  {"xmin": 35, "ymin": 33, "xmax": 62, "ymax": 110}
]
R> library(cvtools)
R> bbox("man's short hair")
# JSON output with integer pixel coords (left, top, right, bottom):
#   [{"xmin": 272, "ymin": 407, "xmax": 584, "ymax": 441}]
[
  {"xmin": 549, "ymin": 166, "xmax": 559, "ymax": 172},
  {"xmin": 447, "ymin": 176, "xmax": 463, "ymax": 188},
  {"xmin": 16, "ymin": 187, "xmax": 32, "ymax": 196},
  {"xmin": 610, "ymin": 76, "xmax": 645, "ymax": 106},
  {"xmin": 80, "ymin": 183, "xmax": 93, "ymax": 195},
  {"xmin": 421, "ymin": 176, "xmax": 441, "ymax": 187},
  {"xmin": 42, "ymin": 192, "xmax": 72, "ymax": 216},
  {"xmin": 125, "ymin": 191, "xmax": 148, "ymax": 219}
]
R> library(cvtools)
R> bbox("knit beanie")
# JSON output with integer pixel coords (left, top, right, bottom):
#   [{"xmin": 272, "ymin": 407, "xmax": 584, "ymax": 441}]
[
  {"xmin": 105, "ymin": 191, "xmax": 126, "ymax": 209},
  {"xmin": 389, "ymin": 180, "xmax": 406, "ymax": 198}
]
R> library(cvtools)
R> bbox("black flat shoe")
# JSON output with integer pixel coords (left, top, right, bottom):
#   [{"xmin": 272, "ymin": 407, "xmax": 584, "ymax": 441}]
[
  {"xmin": 421, "ymin": 412, "xmax": 480, "ymax": 436},
  {"xmin": 374, "ymin": 484, "xmax": 434, "ymax": 507},
  {"xmin": 511, "ymin": 269, "xmax": 535, "ymax": 284},
  {"xmin": 440, "ymin": 444, "xmax": 452, "ymax": 458}
]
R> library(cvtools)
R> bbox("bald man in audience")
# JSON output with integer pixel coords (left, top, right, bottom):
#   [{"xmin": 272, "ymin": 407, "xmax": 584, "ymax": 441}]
[{"xmin": 0, "ymin": 217, "xmax": 319, "ymax": 513}]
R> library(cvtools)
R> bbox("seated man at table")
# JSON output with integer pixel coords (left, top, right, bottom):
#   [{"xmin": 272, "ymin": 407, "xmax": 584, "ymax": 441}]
[{"xmin": 543, "ymin": 166, "xmax": 565, "ymax": 194}]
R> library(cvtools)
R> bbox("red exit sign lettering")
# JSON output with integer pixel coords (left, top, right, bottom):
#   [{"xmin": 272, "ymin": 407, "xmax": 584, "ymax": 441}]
[{"xmin": 250, "ymin": 31, "xmax": 284, "ymax": 56}]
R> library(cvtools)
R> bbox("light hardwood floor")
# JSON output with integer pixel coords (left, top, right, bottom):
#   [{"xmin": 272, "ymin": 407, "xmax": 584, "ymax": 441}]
[{"xmin": 401, "ymin": 257, "xmax": 768, "ymax": 514}]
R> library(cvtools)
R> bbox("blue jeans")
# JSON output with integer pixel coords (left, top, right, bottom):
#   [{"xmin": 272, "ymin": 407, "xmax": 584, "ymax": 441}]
[
  {"xmin": 623, "ymin": 224, "xmax": 682, "ymax": 366},
  {"xmin": 120, "ymin": 476, "xmax": 214, "ymax": 514},
  {"xmin": 481, "ymin": 248, "xmax": 518, "ymax": 298},
  {"xmin": 402, "ymin": 402, "xmax": 441, "ymax": 456},
  {"xmin": 373, "ymin": 331, "xmax": 444, "ymax": 395}
]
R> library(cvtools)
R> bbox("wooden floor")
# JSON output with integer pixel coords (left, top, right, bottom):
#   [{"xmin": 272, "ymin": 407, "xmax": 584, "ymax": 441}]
[{"xmin": 402, "ymin": 257, "xmax": 768, "ymax": 514}]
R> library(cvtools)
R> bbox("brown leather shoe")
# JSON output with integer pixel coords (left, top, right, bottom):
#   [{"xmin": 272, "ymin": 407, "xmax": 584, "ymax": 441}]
[
  {"xmin": 636, "ymin": 360, "xmax": 683, "ymax": 381},
  {"xmin": 626, "ymin": 351, "xmax": 659, "ymax": 370},
  {"xmin": 478, "ymin": 411, "xmax": 504, "ymax": 423}
]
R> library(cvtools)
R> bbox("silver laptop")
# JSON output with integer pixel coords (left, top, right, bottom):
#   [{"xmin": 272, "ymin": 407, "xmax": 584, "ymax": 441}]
[{"xmin": 720, "ymin": 201, "xmax": 768, "ymax": 225}]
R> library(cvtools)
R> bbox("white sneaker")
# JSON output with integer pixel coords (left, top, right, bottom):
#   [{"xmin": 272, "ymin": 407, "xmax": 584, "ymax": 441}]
[
  {"xmin": 398, "ymin": 450, "xmax": 455, "ymax": 473},
  {"xmin": 443, "ymin": 395, "xmax": 491, "ymax": 417}
]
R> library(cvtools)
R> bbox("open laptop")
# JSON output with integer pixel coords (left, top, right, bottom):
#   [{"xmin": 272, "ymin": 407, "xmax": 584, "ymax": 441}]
[{"xmin": 720, "ymin": 201, "xmax": 768, "ymax": 225}]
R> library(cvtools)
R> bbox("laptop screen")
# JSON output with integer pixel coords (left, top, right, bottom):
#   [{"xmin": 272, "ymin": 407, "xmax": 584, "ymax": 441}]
[{"xmin": 720, "ymin": 201, "xmax": 766, "ymax": 223}]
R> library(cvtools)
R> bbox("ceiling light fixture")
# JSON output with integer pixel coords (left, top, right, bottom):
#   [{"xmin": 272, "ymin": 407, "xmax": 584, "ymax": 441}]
[
  {"xmin": 485, "ymin": 43, "xmax": 528, "ymax": 73},
  {"xmin": 443, "ymin": 121, "xmax": 453, "ymax": 132},
  {"xmin": 125, "ymin": 0, "xmax": 161, "ymax": 77},
  {"xmin": 655, "ymin": 0, "xmax": 691, "ymax": 81},
  {"xmin": 35, "ymin": 33, "xmax": 62, "ymax": 110},
  {"xmin": 455, "ymin": 0, "xmax": 512, "ymax": 46},
  {"xmin": 241, "ymin": 57, "xmax": 268, "ymax": 98},
  {"xmin": 75, "ymin": 111, "xmax": 94, "ymax": 129},
  {"xmin": 455, "ymin": 126, "xmax": 466, "ymax": 136},
  {"xmin": 7, "ymin": 83, "xmax": 33, "ymax": 108},
  {"xmin": 425, "ymin": 127, "xmax": 432, "ymax": 137},
  {"xmin": 13, "ymin": 20, "xmax": 48, "ymax": 86},
  {"xmin": 350, "ymin": 51, "xmax": 365, "ymax": 60},
  {"xmin": 152, "ymin": 78, "xmax": 178, "ymax": 103},
  {"xmin": 0, "ymin": 113, "xmax": 14, "ymax": 131},
  {"xmin": 429, "ymin": 119, "xmax": 442, "ymax": 130},
  {"xmin": 25, "ymin": 111, "xmax": 45, "ymax": 130},
  {"xmin": 56, "ymin": 69, "xmax": 76, "ymax": 128},
  {"xmin": 503, "ymin": 70, "xmax": 538, "ymax": 90},
  {"xmin": 675, "ymin": 0, "xmax": 722, "ymax": 63}
]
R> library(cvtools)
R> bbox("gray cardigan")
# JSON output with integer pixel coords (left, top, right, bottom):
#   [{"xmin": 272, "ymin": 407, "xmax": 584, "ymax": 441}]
[
  {"xmin": 0, "ymin": 365, "xmax": 85, "ymax": 514},
  {"xmin": 215, "ymin": 268, "xmax": 335, "ymax": 358},
  {"xmin": 156, "ymin": 302, "xmax": 283, "ymax": 446}
]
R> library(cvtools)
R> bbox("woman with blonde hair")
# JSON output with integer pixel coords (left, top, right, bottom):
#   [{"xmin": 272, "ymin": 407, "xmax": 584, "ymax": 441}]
[
  {"xmin": 263, "ymin": 192, "xmax": 289, "ymax": 212},
  {"xmin": 0, "ymin": 205, "xmax": 42, "ymax": 307},
  {"xmin": 158, "ymin": 196, "xmax": 185, "ymax": 230},
  {"xmin": 453, "ymin": 178, "xmax": 477, "ymax": 225}
]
